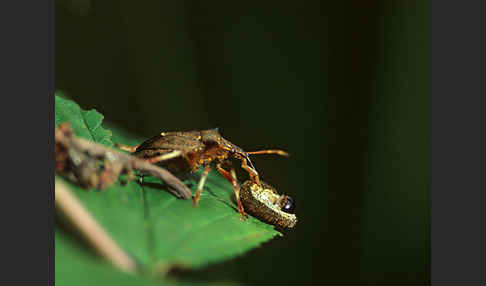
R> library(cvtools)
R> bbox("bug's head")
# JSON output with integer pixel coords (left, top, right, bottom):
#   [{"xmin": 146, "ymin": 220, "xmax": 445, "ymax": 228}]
[{"xmin": 202, "ymin": 129, "xmax": 246, "ymax": 154}]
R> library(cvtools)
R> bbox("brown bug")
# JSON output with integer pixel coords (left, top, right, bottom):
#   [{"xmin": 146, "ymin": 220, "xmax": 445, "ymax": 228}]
[
  {"xmin": 240, "ymin": 180, "xmax": 297, "ymax": 228},
  {"xmin": 117, "ymin": 128, "xmax": 288, "ymax": 218}
]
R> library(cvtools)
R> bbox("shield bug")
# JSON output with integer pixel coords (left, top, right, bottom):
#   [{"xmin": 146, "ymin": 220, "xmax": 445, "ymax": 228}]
[
  {"xmin": 117, "ymin": 128, "xmax": 288, "ymax": 219},
  {"xmin": 240, "ymin": 180, "xmax": 297, "ymax": 228}
]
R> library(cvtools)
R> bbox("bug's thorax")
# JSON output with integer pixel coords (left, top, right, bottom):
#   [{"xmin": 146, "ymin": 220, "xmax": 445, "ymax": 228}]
[
  {"xmin": 195, "ymin": 130, "xmax": 260, "ymax": 184},
  {"xmin": 199, "ymin": 129, "xmax": 249, "ymax": 161}
]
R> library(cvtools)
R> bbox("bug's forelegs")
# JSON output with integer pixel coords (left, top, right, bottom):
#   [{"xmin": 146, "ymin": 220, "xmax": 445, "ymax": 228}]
[
  {"xmin": 240, "ymin": 158, "xmax": 261, "ymax": 186},
  {"xmin": 216, "ymin": 164, "xmax": 248, "ymax": 219},
  {"xmin": 193, "ymin": 166, "xmax": 211, "ymax": 206}
]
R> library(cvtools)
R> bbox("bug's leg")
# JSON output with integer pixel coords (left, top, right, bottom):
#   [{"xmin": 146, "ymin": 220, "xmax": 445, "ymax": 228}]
[
  {"xmin": 240, "ymin": 158, "xmax": 261, "ymax": 185},
  {"xmin": 216, "ymin": 164, "xmax": 248, "ymax": 219},
  {"xmin": 145, "ymin": 150, "xmax": 183, "ymax": 164},
  {"xmin": 247, "ymin": 149, "xmax": 290, "ymax": 157},
  {"xmin": 193, "ymin": 166, "xmax": 211, "ymax": 206},
  {"xmin": 116, "ymin": 143, "xmax": 139, "ymax": 153}
]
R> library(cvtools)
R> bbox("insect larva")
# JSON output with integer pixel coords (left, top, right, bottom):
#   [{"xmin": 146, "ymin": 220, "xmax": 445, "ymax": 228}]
[{"xmin": 240, "ymin": 180, "xmax": 297, "ymax": 229}]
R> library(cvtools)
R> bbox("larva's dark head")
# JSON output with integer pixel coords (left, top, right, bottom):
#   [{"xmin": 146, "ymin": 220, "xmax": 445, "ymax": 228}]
[{"xmin": 279, "ymin": 195, "xmax": 296, "ymax": 214}]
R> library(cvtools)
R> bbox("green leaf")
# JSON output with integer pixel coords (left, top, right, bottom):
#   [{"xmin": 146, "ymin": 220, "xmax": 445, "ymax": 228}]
[
  {"xmin": 56, "ymin": 229, "xmax": 237, "ymax": 286},
  {"xmin": 55, "ymin": 93, "xmax": 280, "ymax": 273},
  {"xmin": 55, "ymin": 91, "xmax": 113, "ymax": 147}
]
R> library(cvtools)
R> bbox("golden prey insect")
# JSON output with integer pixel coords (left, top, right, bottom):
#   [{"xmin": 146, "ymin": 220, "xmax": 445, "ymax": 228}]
[
  {"xmin": 117, "ymin": 128, "xmax": 289, "ymax": 219},
  {"xmin": 240, "ymin": 180, "xmax": 297, "ymax": 228}
]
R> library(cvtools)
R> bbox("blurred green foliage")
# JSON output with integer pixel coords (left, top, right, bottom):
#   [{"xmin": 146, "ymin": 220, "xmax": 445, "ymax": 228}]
[
  {"xmin": 56, "ymin": 1, "xmax": 429, "ymax": 285},
  {"xmin": 56, "ymin": 230, "xmax": 240, "ymax": 286}
]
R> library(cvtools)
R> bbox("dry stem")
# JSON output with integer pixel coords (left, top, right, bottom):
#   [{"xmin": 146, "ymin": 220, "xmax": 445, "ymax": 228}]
[{"xmin": 55, "ymin": 178, "xmax": 137, "ymax": 273}]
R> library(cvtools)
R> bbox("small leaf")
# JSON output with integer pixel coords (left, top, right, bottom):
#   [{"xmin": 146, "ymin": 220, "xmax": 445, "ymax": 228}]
[{"xmin": 55, "ymin": 91, "xmax": 113, "ymax": 146}]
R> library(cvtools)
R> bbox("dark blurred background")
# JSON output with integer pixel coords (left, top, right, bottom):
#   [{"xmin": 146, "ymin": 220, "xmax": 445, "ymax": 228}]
[{"xmin": 56, "ymin": 1, "xmax": 429, "ymax": 285}]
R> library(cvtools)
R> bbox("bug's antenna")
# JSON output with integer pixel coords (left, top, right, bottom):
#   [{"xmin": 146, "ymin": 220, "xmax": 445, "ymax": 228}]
[{"xmin": 247, "ymin": 150, "xmax": 290, "ymax": 157}]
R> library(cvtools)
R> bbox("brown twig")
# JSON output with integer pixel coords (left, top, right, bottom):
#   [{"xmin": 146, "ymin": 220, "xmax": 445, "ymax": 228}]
[
  {"xmin": 55, "ymin": 178, "xmax": 137, "ymax": 273},
  {"xmin": 55, "ymin": 123, "xmax": 192, "ymax": 199}
]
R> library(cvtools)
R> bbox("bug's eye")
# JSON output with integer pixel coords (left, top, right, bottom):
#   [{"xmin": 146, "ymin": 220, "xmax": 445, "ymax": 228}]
[{"xmin": 281, "ymin": 196, "xmax": 295, "ymax": 214}]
